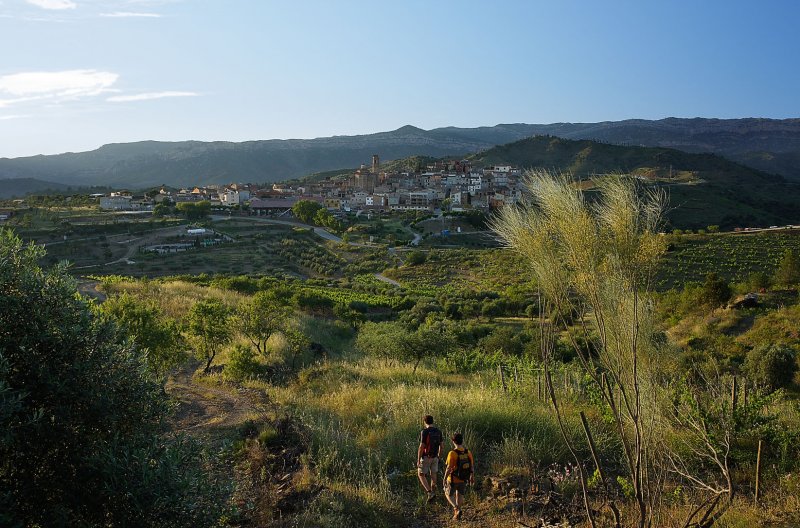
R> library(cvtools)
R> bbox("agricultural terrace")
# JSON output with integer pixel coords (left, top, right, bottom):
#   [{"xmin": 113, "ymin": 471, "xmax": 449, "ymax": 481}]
[{"xmin": 658, "ymin": 230, "xmax": 800, "ymax": 289}]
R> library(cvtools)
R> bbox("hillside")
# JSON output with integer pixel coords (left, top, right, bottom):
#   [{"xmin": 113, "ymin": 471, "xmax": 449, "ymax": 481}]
[
  {"xmin": 0, "ymin": 178, "xmax": 69, "ymax": 198},
  {"xmin": 1, "ymin": 118, "xmax": 799, "ymax": 189},
  {"xmin": 516, "ymin": 117, "xmax": 800, "ymax": 180},
  {"xmin": 0, "ymin": 127, "xmax": 480, "ymax": 189},
  {"xmin": 470, "ymin": 136, "xmax": 800, "ymax": 229}
]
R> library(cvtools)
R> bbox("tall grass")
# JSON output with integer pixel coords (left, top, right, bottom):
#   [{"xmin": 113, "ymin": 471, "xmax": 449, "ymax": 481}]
[{"xmin": 272, "ymin": 357, "xmax": 619, "ymax": 498}]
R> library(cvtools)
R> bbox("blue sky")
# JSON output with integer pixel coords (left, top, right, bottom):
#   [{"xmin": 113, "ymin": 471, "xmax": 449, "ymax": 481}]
[{"xmin": 1, "ymin": 0, "xmax": 798, "ymax": 157}]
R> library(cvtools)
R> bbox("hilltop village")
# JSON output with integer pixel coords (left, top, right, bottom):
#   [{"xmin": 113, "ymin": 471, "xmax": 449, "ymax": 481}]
[{"xmin": 96, "ymin": 156, "xmax": 523, "ymax": 215}]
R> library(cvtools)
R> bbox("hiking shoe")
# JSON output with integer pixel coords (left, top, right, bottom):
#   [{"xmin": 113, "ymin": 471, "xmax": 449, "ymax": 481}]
[{"xmin": 426, "ymin": 491, "xmax": 435, "ymax": 503}]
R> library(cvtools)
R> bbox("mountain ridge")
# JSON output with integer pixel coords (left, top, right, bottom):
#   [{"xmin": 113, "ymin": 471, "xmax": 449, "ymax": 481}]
[{"xmin": 1, "ymin": 117, "xmax": 800, "ymax": 191}]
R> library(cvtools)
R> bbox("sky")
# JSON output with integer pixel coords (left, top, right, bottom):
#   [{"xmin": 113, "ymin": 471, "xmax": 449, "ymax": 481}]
[{"xmin": 1, "ymin": 0, "xmax": 799, "ymax": 158}]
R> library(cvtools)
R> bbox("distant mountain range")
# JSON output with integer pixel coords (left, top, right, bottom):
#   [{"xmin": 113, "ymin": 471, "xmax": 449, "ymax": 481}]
[{"xmin": 1, "ymin": 118, "xmax": 799, "ymax": 196}]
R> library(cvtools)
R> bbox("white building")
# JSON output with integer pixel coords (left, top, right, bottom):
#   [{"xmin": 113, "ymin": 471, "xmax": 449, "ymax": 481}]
[{"xmin": 100, "ymin": 195, "xmax": 133, "ymax": 211}]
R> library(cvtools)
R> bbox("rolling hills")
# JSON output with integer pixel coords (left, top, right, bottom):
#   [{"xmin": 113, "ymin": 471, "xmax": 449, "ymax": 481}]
[
  {"xmin": 468, "ymin": 135, "xmax": 800, "ymax": 229},
  {"xmin": 1, "ymin": 118, "xmax": 799, "ymax": 193}
]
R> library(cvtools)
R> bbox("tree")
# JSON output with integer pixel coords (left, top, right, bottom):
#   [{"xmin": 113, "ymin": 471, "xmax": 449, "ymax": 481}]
[
  {"xmin": 187, "ymin": 299, "xmax": 231, "ymax": 373},
  {"xmin": 102, "ymin": 293, "xmax": 186, "ymax": 377},
  {"xmin": 236, "ymin": 290, "xmax": 292, "ymax": 356},
  {"xmin": 0, "ymin": 230, "xmax": 218, "ymax": 527},
  {"xmin": 700, "ymin": 272, "xmax": 732, "ymax": 310},
  {"xmin": 175, "ymin": 200, "xmax": 210, "ymax": 220},
  {"xmin": 292, "ymin": 200, "xmax": 324, "ymax": 223},
  {"xmin": 493, "ymin": 172, "xmax": 735, "ymax": 528},
  {"xmin": 773, "ymin": 249, "xmax": 800, "ymax": 287},
  {"xmin": 313, "ymin": 208, "xmax": 341, "ymax": 231},
  {"xmin": 152, "ymin": 202, "xmax": 171, "ymax": 218},
  {"xmin": 356, "ymin": 320, "xmax": 456, "ymax": 373}
]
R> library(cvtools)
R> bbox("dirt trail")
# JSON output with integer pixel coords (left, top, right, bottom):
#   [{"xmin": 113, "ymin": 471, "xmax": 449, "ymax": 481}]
[
  {"xmin": 76, "ymin": 280, "xmax": 107, "ymax": 302},
  {"xmin": 165, "ymin": 362, "xmax": 272, "ymax": 442}
]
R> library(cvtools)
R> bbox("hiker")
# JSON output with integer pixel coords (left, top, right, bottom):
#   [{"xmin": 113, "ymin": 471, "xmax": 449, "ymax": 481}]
[
  {"xmin": 417, "ymin": 415, "xmax": 443, "ymax": 502},
  {"xmin": 443, "ymin": 432, "xmax": 474, "ymax": 520}
]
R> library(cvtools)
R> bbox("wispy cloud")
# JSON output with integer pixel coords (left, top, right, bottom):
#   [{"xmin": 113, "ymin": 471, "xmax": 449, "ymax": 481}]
[
  {"xmin": 0, "ymin": 114, "xmax": 29, "ymax": 120},
  {"xmin": 0, "ymin": 70, "xmax": 118, "ymax": 107},
  {"xmin": 100, "ymin": 11, "xmax": 162, "ymax": 18},
  {"xmin": 107, "ymin": 91, "xmax": 198, "ymax": 102},
  {"xmin": 25, "ymin": 0, "xmax": 77, "ymax": 9}
]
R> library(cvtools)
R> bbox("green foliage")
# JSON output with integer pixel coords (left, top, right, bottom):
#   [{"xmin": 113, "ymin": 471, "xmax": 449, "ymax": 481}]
[
  {"xmin": 773, "ymin": 249, "xmax": 800, "ymax": 287},
  {"xmin": 187, "ymin": 298, "xmax": 231, "ymax": 373},
  {"xmin": 479, "ymin": 325, "xmax": 528, "ymax": 357},
  {"xmin": 224, "ymin": 344, "xmax": 268, "ymax": 382},
  {"xmin": 355, "ymin": 320, "xmax": 457, "ymax": 373},
  {"xmin": 700, "ymin": 272, "xmax": 732, "ymax": 310},
  {"xmin": 152, "ymin": 202, "xmax": 172, "ymax": 217},
  {"xmin": 292, "ymin": 289, "xmax": 335, "ymax": 315},
  {"xmin": 175, "ymin": 200, "xmax": 210, "ymax": 220},
  {"xmin": 0, "ymin": 230, "xmax": 218, "ymax": 527},
  {"xmin": 292, "ymin": 199, "xmax": 324, "ymax": 223},
  {"xmin": 657, "ymin": 232, "xmax": 800, "ymax": 290},
  {"xmin": 616, "ymin": 476, "xmax": 635, "ymax": 499},
  {"xmin": 404, "ymin": 249, "xmax": 426, "ymax": 266},
  {"xmin": 278, "ymin": 237, "xmax": 344, "ymax": 276},
  {"xmin": 314, "ymin": 208, "xmax": 342, "ymax": 232},
  {"xmin": 102, "ymin": 293, "xmax": 186, "ymax": 377},
  {"xmin": 237, "ymin": 290, "xmax": 291, "ymax": 356},
  {"xmin": 744, "ymin": 344, "xmax": 798, "ymax": 392},
  {"xmin": 740, "ymin": 271, "xmax": 770, "ymax": 292}
]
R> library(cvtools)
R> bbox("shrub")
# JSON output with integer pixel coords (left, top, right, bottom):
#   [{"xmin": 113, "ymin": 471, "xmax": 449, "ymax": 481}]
[
  {"xmin": 404, "ymin": 250, "xmax": 426, "ymax": 266},
  {"xmin": 225, "ymin": 344, "xmax": 268, "ymax": 382},
  {"xmin": 773, "ymin": 249, "xmax": 800, "ymax": 287},
  {"xmin": 744, "ymin": 344, "xmax": 798, "ymax": 392},
  {"xmin": 0, "ymin": 230, "xmax": 219, "ymax": 527},
  {"xmin": 700, "ymin": 272, "xmax": 732, "ymax": 309}
]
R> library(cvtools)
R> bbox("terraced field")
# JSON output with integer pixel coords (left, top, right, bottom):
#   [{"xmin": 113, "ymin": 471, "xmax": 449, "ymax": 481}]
[{"xmin": 657, "ymin": 230, "xmax": 800, "ymax": 289}]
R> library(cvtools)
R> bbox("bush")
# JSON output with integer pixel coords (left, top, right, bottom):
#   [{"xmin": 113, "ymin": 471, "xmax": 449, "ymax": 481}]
[
  {"xmin": 744, "ymin": 344, "xmax": 798, "ymax": 392},
  {"xmin": 0, "ymin": 230, "xmax": 219, "ymax": 527},
  {"xmin": 700, "ymin": 272, "xmax": 732, "ymax": 309},
  {"xmin": 404, "ymin": 250, "xmax": 426, "ymax": 266},
  {"xmin": 774, "ymin": 249, "xmax": 800, "ymax": 287},
  {"xmin": 225, "ymin": 344, "xmax": 269, "ymax": 382}
]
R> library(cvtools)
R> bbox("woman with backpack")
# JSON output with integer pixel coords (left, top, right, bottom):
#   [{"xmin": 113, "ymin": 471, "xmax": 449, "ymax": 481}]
[{"xmin": 443, "ymin": 432, "xmax": 474, "ymax": 520}]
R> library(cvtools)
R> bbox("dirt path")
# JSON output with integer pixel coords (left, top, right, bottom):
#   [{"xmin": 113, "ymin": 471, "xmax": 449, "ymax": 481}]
[
  {"xmin": 375, "ymin": 273, "xmax": 402, "ymax": 287},
  {"xmin": 76, "ymin": 280, "xmax": 108, "ymax": 302},
  {"xmin": 165, "ymin": 362, "xmax": 272, "ymax": 442}
]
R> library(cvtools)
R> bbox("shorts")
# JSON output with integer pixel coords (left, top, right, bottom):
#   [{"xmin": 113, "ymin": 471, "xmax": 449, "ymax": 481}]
[
  {"xmin": 446, "ymin": 480, "xmax": 467, "ymax": 496},
  {"xmin": 418, "ymin": 456, "xmax": 439, "ymax": 476}
]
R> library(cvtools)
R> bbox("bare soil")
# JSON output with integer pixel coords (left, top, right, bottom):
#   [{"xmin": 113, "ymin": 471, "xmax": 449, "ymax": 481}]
[{"xmin": 166, "ymin": 361, "xmax": 272, "ymax": 444}]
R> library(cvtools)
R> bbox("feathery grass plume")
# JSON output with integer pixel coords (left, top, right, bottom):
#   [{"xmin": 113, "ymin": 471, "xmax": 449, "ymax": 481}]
[{"xmin": 492, "ymin": 170, "xmax": 729, "ymax": 528}]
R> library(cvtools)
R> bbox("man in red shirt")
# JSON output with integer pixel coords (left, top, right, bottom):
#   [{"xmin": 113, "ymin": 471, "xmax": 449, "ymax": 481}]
[{"xmin": 416, "ymin": 415, "xmax": 443, "ymax": 503}]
